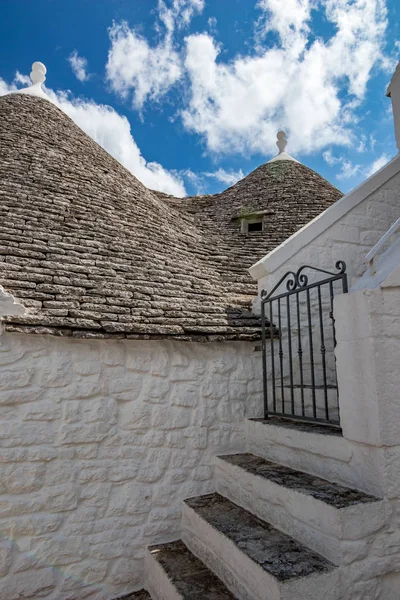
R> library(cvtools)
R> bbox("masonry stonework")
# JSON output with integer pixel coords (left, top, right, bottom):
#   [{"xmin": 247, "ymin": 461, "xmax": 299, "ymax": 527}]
[{"xmin": 0, "ymin": 333, "xmax": 262, "ymax": 599}]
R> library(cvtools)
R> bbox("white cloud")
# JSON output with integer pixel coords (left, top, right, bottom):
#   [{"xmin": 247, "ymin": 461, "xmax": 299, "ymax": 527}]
[
  {"xmin": 158, "ymin": 0, "xmax": 204, "ymax": 31},
  {"xmin": 181, "ymin": 0, "xmax": 388, "ymax": 156},
  {"xmin": 203, "ymin": 168, "xmax": 245, "ymax": 186},
  {"xmin": 180, "ymin": 167, "xmax": 245, "ymax": 194},
  {"xmin": 365, "ymin": 153, "xmax": 390, "ymax": 177},
  {"xmin": 207, "ymin": 16, "xmax": 218, "ymax": 32},
  {"xmin": 180, "ymin": 168, "xmax": 207, "ymax": 194},
  {"xmin": 0, "ymin": 71, "xmax": 30, "ymax": 95},
  {"xmin": 0, "ymin": 74, "xmax": 186, "ymax": 197},
  {"xmin": 106, "ymin": 0, "xmax": 204, "ymax": 110},
  {"xmin": 323, "ymin": 147, "xmax": 391, "ymax": 181},
  {"xmin": 106, "ymin": 21, "xmax": 182, "ymax": 110},
  {"xmin": 256, "ymin": 0, "xmax": 313, "ymax": 55},
  {"xmin": 323, "ymin": 149, "xmax": 361, "ymax": 179},
  {"xmin": 68, "ymin": 51, "xmax": 90, "ymax": 82},
  {"xmin": 337, "ymin": 160, "xmax": 361, "ymax": 180}
]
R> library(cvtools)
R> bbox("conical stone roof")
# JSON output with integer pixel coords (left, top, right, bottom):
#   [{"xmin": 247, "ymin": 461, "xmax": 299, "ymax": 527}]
[
  {"xmin": 0, "ymin": 93, "xmax": 342, "ymax": 340},
  {"xmin": 0, "ymin": 94, "xmax": 261, "ymax": 340}
]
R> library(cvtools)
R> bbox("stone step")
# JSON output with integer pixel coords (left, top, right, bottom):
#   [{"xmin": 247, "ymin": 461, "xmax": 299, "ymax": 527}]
[
  {"xmin": 145, "ymin": 539, "xmax": 237, "ymax": 600},
  {"xmin": 246, "ymin": 417, "xmax": 383, "ymax": 495},
  {"xmin": 182, "ymin": 492, "xmax": 338, "ymax": 600},
  {"xmin": 215, "ymin": 453, "xmax": 385, "ymax": 565}
]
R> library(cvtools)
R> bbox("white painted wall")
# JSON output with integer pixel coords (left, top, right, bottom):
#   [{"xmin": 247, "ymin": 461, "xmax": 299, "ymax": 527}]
[
  {"xmin": 0, "ymin": 333, "xmax": 262, "ymax": 600},
  {"xmin": 335, "ymin": 237, "xmax": 400, "ymax": 453}
]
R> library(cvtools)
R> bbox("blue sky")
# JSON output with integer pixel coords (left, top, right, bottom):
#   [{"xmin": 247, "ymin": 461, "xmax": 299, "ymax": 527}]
[{"xmin": 1, "ymin": 0, "xmax": 399, "ymax": 196}]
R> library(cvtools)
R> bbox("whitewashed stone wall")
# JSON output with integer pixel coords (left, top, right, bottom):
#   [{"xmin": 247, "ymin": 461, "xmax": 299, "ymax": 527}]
[{"xmin": 0, "ymin": 333, "xmax": 263, "ymax": 600}]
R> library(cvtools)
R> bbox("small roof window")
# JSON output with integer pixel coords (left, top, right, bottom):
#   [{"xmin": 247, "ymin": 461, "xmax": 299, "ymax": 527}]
[
  {"xmin": 248, "ymin": 221, "xmax": 263, "ymax": 232},
  {"xmin": 233, "ymin": 208, "xmax": 274, "ymax": 235},
  {"xmin": 240, "ymin": 217, "xmax": 264, "ymax": 234}
]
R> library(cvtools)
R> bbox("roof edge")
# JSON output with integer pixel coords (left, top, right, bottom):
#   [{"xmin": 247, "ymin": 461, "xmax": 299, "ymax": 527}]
[{"xmin": 249, "ymin": 152, "xmax": 400, "ymax": 281}]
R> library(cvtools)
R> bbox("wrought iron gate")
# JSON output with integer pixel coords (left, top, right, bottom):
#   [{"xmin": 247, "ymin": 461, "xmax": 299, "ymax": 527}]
[{"xmin": 261, "ymin": 262, "xmax": 348, "ymax": 427}]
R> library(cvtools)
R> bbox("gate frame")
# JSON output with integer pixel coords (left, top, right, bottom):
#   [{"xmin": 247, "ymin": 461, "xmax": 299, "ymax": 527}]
[{"xmin": 261, "ymin": 261, "xmax": 348, "ymax": 428}]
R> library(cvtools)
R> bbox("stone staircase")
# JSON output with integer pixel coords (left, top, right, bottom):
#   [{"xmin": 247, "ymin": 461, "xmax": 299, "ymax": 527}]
[{"xmin": 119, "ymin": 418, "xmax": 387, "ymax": 600}]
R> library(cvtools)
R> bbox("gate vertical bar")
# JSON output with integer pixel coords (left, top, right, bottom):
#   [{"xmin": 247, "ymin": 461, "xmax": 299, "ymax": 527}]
[
  {"xmin": 306, "ymin": 287, "xmax": 317, "ymax": 419},
  {"xmin": 296, "ymin": 293, "xmax": 305, "ymax": 416},
  {"xmin": 317, "ymin": 284, "xmax": 329, "ymax": 420},
  {"xmin": 286, "ymin": 294, "xmax": 295, "ymax": 415},
  {"xmin": 261, "ymin": 300, "xmax": 268, "ymax": 419},
  {"xmin": 277, "ymin": 298, "xmax": 284, "ymax": 414},
  {"xmin": 269, "ymin": 300, "xmax": 276, "ymax": 413}
]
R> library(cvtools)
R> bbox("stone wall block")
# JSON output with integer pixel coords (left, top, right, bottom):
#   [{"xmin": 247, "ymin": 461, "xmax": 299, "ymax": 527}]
[
  {"xmin": 0, "ymin": 422, "xmax": 54, "ymax": 447},
  {"xmin": 0, "ymin": 540, "xmax": 13, "ymax": 576},
  {"xmin": 22, "ymin": 401, "xmax": 61, "ymax": 421},
  {"xmin": 59, "ymin": 423, "xmax": 113, "ymax": 444},
  {"xmin": 107, "ymin": 557, "xmax": 142, "ymax": 588},
  {"xmin": 107, "ymin": 367, "xmax": 143, "ymax": 399},
  {"xmin": 100, "ymin": 343, "xmax": 125, "ymax": 366},
  {"xmin": 79, "ymin": 466, "xmax": 109, "ymax": 484},
  {"xmin": 49, "ymin": 376, "xmax": 103, "ymax": 401},
  {"xmin": 171, "ymin": 382, "xmax": 198, "ymax": 407},
  {"xmin": 0, "ymin": 567, "xmax": 55, "ymax": 599},
  {"xmin": 63, "ymin": 558, "xmax": 109, "ymax": 586},
  {"xmin": 79, "ymin": 483, "xmax": 112, "ymax": 510},
  {"xmin": 73, "ymin": 445, "xmax": 99, "ymax": 459},
  {"xmin": 44, "ymin": 484, "xmax": 79, "ymax": 513},
  {"xmin": 136, "ymin": 449, "xmax": 171, "ymax": 483},
  {"xmin": 136, "ymin": 430, "xmax": 165, "ymax": 447},
  {"xmin": 3, "ymin": 463, "xmax": 46, "ymax": 494},
  {"xmin": 108, "ymin": 463, "xmax": 140, "ymax": 482},
  {"xmin": 0, "ymin": 388, "xmax": 42, "ymax": 406},
  {"xmin": 183, "ymin": 426, "xmax": 208, "ymax": 449},
  {"xmin": 41, "ymin": 357, "xmax": 74, "ymax": 388},
  {"xmin": 170, "ymin": 449, "xmax": 201, "ymax": 469},
  {"xmin": 84, "ymin": 398, "xmax": 118, "ymax": 425},
  {"xmin": 151, "ymin": 406, "xmax": 190, "ymax": 430},
  {"xmin": 62, "ymin": 400, "xmax": 82, "ymax": 423},
  {"xmin": 0, "ymin": 367, "xmax": 34, "ymax": 389},
  {"xmin": 125, "ymin": 349, "xmax": 152, "ymax": 372},
  {"xmin": 202, "ymin": 378, "xmax": 229, "ymax": 399},
  {"xmin": 0, "ymin": 446, "xmax": 58, "ymax": 463},
  {"xmin": 73, "ymin": 360, "xmax": 101, "ymax": 376},
  {"xmin": 333, "ymin": 223, "xmax": 361, "ymax": 244},
  {"xmin": 34, "ymin": 535, "xmax": 89, "ymax": 566},
  {"xmin": 150, "ymin": 349, "xmax": 169, "ymax": 376},
  {"xmin": 166, "ymin": 431, "xmax": 186, "ymax": 448},
  {"xmin": 118, "ymin": 403, "xmax": 151, "ymax": 430},
  {"xmin": 0, "ymin": 343, "xmax": 27, "ymax": 366},
  {"xmin": 143, "ymin": 376, "xmax": 170, "ymax": 404}
]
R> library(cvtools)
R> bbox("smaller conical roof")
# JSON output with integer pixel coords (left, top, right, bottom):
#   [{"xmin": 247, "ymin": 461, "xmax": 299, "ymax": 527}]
[{"xmin": 159, "ymin": 156, "xmax": 342, "ymax": 298}]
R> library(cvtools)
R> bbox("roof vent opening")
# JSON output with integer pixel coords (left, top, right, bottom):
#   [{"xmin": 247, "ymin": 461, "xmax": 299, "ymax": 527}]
[
  {"xmin": 248, "ymin": 221, "xmax": 263, "ymax": 232},
  {"xmin": 240, "ymin": 217, "xmax": 265, "ymax": 234}
]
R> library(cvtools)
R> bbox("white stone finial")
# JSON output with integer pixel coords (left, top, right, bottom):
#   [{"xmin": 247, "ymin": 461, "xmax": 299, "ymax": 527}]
[
  {"xmin": 13, "ymin": 61, "xmax": 54, "ymax": 103},
  {"xmin": 30, "ymin": 62, "xmax": 47, "ymax": 85},
  {"xmin": 387, "ymin": 61, "xmax": 400, "ymax": 153},
  {"xmin": 267, "ymin": 130, "xmax": 299, "ymax": 163},
  {"xmin": 276, "ymin": 131, "xmax": 288, "ymax": 154}
]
